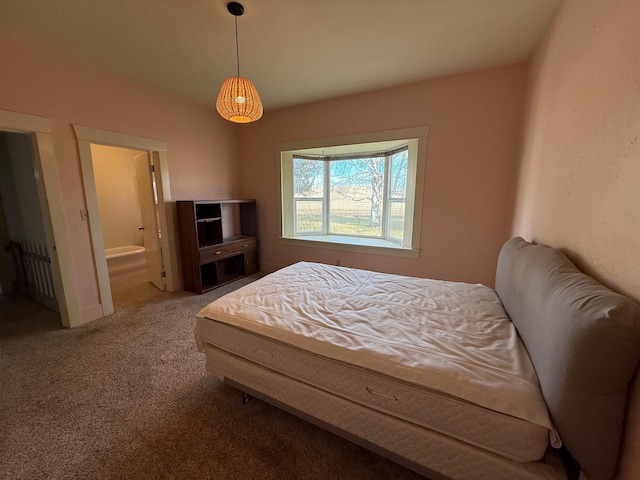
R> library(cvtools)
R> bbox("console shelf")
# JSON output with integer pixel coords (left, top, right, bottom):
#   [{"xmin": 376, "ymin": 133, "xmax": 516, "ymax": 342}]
[{"xmin": 177, "ymin": 199, "xmax": 258, "ymax": 293}]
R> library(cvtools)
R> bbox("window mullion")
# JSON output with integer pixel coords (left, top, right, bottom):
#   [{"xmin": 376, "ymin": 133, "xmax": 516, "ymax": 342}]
[
  {"xmin": 381, "ymin": 154, "xmax": 391, "ymax": 240},
  {"xmin": 323, "ymin": 159, "xmax": 330, "ymax": 235},
  {"xmin": 293, "ymin": 198, "xmax": 298, "ymax": 233}
]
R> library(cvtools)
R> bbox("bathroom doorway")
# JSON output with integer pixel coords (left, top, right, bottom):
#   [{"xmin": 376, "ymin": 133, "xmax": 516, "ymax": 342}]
[
  {"xmin": 90, "ymin": 145, "xmax": 165, "ymax": 308},
  {"xmin": 75, "ymin": 125, "xmax": 179, "ymax": 317}
]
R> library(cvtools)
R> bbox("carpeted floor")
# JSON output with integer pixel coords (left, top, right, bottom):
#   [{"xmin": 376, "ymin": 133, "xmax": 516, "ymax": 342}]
[{"xmin": 0, "ymin": 275, "xmax": 426, "ymax": 480}]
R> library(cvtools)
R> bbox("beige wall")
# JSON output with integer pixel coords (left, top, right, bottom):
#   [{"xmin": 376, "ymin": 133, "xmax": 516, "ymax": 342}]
[
  {"xmin": 91, "ymin": 145, "xmax": 145, "ymax": 250},
  {"xmin": 0, "ymin": 36, "xmax": 239, "ymax": 323},
  {"xmin": 513, "ymin": 1, "xmax": 640, "ymax": 477},
  {"xmin": 239, "ymin": 64, "xmax": 528, "ymax": 287},
  {"xmin": 513, "ymin": 0, "xmax": 640, "ymax": 302}
]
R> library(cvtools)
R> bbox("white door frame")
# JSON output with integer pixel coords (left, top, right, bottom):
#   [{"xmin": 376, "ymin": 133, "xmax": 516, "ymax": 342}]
[
  {"xmin": 74, "ymin": 125, "xmax": 179, "ymax": 317},
  {"xmin": 0, "ymin": 109, "xmax": 79, "ymax": 327}
]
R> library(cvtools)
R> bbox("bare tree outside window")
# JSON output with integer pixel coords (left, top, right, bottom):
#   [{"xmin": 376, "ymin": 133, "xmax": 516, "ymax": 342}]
[
  {"xmin": 330, "ymin": 158, "xmax": 385, "ymax": 235},
  {"xmin": 294, "ymin": 158, "xmax": 323, "ymax": 197},
  {"xmin": 293, "ymin": 158, "xmax": 324, "ymax": 233}
]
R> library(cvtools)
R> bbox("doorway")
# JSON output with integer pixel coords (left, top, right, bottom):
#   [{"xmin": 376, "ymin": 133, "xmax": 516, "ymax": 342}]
[
  {"xmin": 0, "ymin": 109, "xmax": 78, "ymax": 327},
  {"xmin": 90, "ymin": 145, "xmax": 166, "ymax": 308},
  {"xmin": 0, "ymin": 131, "xmax": 60, "ymax": 312},
  {"xmin": 75, "ymin": 125, "xmax": 179, "ymax": 317}
]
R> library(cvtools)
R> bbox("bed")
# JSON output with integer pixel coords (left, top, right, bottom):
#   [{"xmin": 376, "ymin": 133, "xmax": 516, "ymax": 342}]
[{"xmin": 194, "ymin": 237, "xmax": 640, "ymax": 480}]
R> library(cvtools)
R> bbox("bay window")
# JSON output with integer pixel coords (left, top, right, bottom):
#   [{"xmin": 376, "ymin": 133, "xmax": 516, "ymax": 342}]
[{"xmin": 279, "ymin": 128, "xmax": 428, "ymax": 257}]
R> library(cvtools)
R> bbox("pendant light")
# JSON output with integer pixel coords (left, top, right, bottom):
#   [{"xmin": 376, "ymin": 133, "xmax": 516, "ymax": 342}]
[{"xmin": 216, "ymin": 2, "xmax": 263, "ymax": 123}]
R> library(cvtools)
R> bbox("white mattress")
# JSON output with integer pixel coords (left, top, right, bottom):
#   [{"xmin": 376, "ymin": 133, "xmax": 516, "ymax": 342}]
[
  {"xmin": 195, "ymin": 262, "xmax": 560, "ymax": 454},
  {"xmin": 203, "ymin": 344, "xmax": 567, "ymax": 480},
  {"xmin": 197, "ymin": 318, "xmax": 549, "ymax": 461}
]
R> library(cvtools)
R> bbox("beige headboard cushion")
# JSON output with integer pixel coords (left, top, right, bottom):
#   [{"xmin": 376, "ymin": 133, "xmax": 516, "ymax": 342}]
[{"xmin": 495, "ymin": 237, "xmax": 640, "ymax": 480}]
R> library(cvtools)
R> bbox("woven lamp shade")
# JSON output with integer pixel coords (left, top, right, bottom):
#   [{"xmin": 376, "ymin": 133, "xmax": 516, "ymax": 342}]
[{"xmin": 216, "ymin": 76, "xmax": 263, "ymax": 123}]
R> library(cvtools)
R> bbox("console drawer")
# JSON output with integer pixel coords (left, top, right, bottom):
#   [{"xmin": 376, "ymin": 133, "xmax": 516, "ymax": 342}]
[
  {"xmin": 231, "ymin": 238, "xmax": 257, "ymax": 253},
  {"xmin": 200, "ymin": 245, "xmax": 233, "ymax": 263}
]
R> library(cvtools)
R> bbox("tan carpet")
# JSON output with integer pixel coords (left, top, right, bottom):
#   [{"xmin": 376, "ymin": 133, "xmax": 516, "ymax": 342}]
[{"xmin": 0, "ymin": 276, "xmax": 426, "ymax": 480}]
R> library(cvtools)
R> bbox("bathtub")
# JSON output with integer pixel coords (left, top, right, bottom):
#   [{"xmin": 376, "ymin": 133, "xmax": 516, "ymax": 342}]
[{"xmin": 105, "ymin": 245, "xmax": 146, "ymax": 281}]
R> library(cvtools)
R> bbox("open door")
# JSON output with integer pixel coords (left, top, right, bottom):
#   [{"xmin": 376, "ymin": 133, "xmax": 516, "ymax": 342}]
[{"xmin": 134, "ymin": 152, "xmax": 165, "ymax": 291}]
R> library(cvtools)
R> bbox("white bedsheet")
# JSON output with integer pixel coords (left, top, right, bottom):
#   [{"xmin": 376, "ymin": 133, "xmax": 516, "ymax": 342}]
[{"xmin": 196, "ymin": 261, "xmax": 560, "ymax": 446}]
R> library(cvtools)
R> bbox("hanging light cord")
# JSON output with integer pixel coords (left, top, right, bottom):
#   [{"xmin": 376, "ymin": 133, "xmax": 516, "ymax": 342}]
[{"xmin": 235, "ymin": 15, "xmax": 240, "ymax": 78}]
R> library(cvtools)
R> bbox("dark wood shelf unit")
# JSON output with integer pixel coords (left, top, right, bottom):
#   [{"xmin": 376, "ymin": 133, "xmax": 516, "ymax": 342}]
[{"xmin": 177, "ymin": 199, "xmax": 258, "ymax": 293}]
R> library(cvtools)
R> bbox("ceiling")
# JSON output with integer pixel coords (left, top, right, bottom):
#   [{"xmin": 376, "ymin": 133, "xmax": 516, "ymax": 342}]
[{"xmin": 0, "ymin": 0, "xmax": 561, "ymax": 111}]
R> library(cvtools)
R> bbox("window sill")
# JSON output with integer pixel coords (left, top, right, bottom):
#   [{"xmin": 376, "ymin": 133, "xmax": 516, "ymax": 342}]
[{"xmin": 278, "ymin": 235, "xmax": 420, "ymax": 258}]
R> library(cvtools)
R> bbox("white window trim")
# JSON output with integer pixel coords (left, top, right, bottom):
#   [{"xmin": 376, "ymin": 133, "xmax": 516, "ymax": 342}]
[{"xmin": 277, "ymin": 127, "xmax": 428, "ymax": 258}]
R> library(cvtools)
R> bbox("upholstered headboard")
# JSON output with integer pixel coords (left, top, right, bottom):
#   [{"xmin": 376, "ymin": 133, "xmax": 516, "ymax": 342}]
[{"xmin": 495, "ymin": 237, "xmax": 640, "ymax": 480}]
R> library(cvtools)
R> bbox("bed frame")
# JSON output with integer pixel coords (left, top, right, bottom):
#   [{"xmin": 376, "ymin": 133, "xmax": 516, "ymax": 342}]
[{"xmin": 197, "ymin": 237, "xmax": 640, "ymax": 480}]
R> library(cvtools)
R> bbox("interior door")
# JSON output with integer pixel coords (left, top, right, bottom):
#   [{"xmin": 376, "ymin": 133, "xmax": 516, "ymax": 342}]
[{"xmin": 134, "ymin": 152, "xmax": 165, "ymax": 291}]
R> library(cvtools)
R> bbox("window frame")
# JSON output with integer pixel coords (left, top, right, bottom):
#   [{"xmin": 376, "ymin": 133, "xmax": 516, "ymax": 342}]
[{"xmin": 278, "ymin": 127, "xmax": 429, "ymax": 258}]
